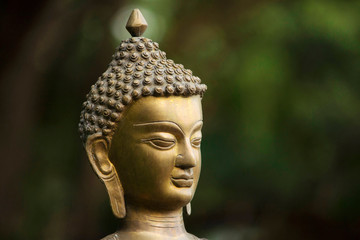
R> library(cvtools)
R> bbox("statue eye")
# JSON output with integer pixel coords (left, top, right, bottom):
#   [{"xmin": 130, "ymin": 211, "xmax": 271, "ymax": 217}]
[
  {"xmin": 144, "ymin": 138, "xmax": 176, "ymax": 150},
  {"xmin": 191, "ymin": 138, "xmax": 202, "ymax": 148}
]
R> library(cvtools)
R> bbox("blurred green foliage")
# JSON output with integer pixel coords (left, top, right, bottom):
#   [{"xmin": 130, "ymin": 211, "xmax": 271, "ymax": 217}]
[{"xmin": 1, "ymin": 0, "xmax": 360, "ymax": 239}]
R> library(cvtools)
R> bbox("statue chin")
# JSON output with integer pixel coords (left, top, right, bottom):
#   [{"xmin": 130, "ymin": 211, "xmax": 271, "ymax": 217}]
[{"xmin": 79, "ymin": 9, "xmax": 207, "ymax": 240}]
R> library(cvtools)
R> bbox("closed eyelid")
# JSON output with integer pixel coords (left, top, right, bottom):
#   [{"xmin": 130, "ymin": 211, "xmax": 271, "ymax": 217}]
[
  {"xmin": 139, "ymin": 132, "xmax": 176, "ymax": 141},
  {"xmin": 191, "ymin": 137, "xmax": 202, "ymax": 142},
  {"xmin": 141, "ymin": 136, "xmax": 176, "ymax": 142},
  {"xmin": 190, "ymin": 137, "xmax": 202, "ymax": 148},
  {"xmin": 141, "ymin": 137, "xmax": 176, "ymax": 150}
]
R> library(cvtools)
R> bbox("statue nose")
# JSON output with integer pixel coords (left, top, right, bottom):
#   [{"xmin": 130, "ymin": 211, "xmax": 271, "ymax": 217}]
[{"xmin": 175, "ymin": 152, "xmax": 196, "ymax": 169}]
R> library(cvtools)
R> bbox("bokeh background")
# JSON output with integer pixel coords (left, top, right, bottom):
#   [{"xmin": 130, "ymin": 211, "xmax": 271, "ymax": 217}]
[{"xmin": 1, "ymin": 0, "xmax": 360, "ymax": 239}]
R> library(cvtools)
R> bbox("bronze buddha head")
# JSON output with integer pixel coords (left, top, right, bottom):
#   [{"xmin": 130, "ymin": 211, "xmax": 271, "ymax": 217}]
[{"xmin": 78, "ymin": 9, "xmax": 207, "ymax": 239}]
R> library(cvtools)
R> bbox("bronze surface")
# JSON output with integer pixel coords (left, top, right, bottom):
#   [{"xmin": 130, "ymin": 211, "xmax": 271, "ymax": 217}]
[
  {"xmin": 79, "ymin": 9, "xmax": 207, "ymax": 240},
  {"xmin": 126, "ymin": 9, "xmax": 148, "ymax": 37}
]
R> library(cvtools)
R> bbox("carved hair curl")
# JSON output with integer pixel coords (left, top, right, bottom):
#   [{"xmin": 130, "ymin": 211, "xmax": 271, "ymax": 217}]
[{"xmin": 79, "ymin": 37, "xmax": 207, "ymax": 143}]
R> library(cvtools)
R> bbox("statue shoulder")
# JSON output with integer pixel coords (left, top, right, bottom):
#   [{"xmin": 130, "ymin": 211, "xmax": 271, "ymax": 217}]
[
  {"xmin": 100, "ymin": 233, "xmax": 120, "ymax": 240},
  {"xmin": 100, "ymin": 232, "xmax": 207, "ymax": 240},
  {"xmin": 187, "ymin": 232, "xmax": 207, "ymax": 240}
]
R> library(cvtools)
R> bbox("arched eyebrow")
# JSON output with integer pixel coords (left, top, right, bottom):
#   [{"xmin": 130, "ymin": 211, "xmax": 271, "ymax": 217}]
[
  {"xmin": 190, "ymin": 120, "xmax": 203, "ymax": 135},
  {"xmin": 133, "ymin": 120, "xmax": 203, "ymax": 135}
]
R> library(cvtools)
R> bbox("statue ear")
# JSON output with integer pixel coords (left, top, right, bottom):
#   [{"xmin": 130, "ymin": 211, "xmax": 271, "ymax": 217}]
[
  {"xmin": 185, "ymin": 202, "xmax": 191, "ymax": 216},
  {"xmin": 85, "ymin": 134, "xmax": 126, "ymax": 218}
]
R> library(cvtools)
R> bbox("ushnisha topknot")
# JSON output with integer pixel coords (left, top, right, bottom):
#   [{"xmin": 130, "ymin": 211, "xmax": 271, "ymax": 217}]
[{"xmin": 78, "ymin": 9, "xmax": 207, "ymax": 143}]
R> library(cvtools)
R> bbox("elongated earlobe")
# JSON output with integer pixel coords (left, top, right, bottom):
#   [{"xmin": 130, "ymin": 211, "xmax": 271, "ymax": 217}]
[
  {"xmin": 186, "ymin": 202, "xmax": 191, "ymax": 216},
  {"xmin": 85, "ymin": 134, "xmax": 126, "ymax": 218},
  {"xmin": 101, "ymin": 168, "xmax": 126, "ymax": 218}
]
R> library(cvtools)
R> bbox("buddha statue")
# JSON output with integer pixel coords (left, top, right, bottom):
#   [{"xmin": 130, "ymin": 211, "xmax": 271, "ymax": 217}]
[{"xmin": 78, "ymin": 9, "xmax": 207, "ymax": 240}]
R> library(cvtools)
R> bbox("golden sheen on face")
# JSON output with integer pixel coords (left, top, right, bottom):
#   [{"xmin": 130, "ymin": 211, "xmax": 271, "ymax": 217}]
[{"xmin": 109, "ymin": 96, "xmax": 203, "ymax": 211}]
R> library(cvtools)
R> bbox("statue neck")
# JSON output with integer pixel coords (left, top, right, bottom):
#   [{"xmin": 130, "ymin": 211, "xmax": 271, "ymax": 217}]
[{"xmin": 121, "ymin": 205, "xmax": 187, "ymax": 237}]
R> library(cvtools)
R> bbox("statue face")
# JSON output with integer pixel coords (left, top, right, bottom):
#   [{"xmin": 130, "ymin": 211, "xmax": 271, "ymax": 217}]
[{"xmin": 109, "ymin": 96, "xmax": 203, "ymax": 211}]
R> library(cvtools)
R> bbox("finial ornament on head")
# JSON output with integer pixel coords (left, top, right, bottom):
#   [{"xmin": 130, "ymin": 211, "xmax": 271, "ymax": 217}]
[{"xmin": 126, "ymin": 9, "xmax": 148, "ymax": 37}]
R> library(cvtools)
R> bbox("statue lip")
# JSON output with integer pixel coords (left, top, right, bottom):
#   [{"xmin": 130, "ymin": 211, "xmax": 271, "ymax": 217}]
[
  {"xmin": 171, "ymin": 174, "xmax": 194, "ymax": 188},
  {"xmin": 171, "ymin": 173, "xmax": 193, "ymax": 180},
  {"xmin": 171, "ymin": 178, "xmax": 193, "ymax": 188}
]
